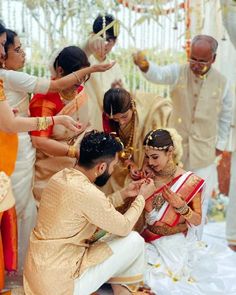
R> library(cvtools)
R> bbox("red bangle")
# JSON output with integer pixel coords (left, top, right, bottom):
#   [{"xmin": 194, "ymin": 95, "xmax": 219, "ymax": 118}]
[{"xmin": 51, "ymin": 116, "xmax": 55, "ymax": 126}]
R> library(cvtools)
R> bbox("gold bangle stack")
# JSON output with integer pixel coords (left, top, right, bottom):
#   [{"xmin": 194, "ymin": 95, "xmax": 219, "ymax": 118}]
[
  {"xmin": 181, "ymin": 207, "xmax": 193, "ymax": 219},
  {"xmin": 67, "ymin": 145, "xmax": 77, "ymax": 158},
  {"xmin": 36, "ymin": 117, "xmax": 51, "ymax": 130},
  {"xmin": 175, "ymin": 202, "xmax": 188, "ymax": 215}
]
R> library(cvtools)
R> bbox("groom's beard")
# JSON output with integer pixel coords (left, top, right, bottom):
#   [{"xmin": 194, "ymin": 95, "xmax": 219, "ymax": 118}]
[{"xmin": 94, "ymin": 169, "xmax": 111, "ymax": 187}]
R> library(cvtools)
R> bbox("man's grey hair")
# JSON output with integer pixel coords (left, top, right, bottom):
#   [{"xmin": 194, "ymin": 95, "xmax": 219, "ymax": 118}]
[{"xmin": 192, "ymin": 35, "xmax": 218, "ymax": 54}]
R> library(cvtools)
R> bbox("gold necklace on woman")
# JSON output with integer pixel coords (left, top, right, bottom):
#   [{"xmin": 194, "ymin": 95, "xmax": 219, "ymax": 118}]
[
  {"xmin": 152, "ymin": 162, "xmax": 177, "ymax": 211},
  {"xmin": 59, "ymin": 88, "xmax": 77, "ymax": 101}
]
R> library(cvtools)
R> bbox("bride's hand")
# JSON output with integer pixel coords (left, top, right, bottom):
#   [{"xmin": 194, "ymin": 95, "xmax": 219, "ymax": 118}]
[
  {"xmin": 162, "ymin": 186, "xmax": 185, "ymax": 208},
  {"xmin": 55, "ymin": 115, "xmax": 83, "ymax": 133}
]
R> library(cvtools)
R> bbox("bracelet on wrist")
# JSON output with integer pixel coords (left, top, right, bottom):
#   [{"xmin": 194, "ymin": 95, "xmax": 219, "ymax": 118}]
[
  {"xmin": 181, "ymin": 207, "xmax": 193, "ymax": 219},
  {"xmin": 36, "ymin": 117, "xmax": 50, "ymax": 131},
  {"xmin": 72, "ymin": 72, "xmax": 83, "ymax": 84},
  {"xmin": 174, "ymin": 202, "xmax": 188, "ymax": 215},
  {"xmin": 67, "ymin": 145, "xmax": 77, "ymax": 158}
]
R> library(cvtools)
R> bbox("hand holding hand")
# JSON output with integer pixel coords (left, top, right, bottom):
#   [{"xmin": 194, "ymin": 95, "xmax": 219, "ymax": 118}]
[
  {"xmin": 122, "ymin": 179, "xmax": 146, "ymax": 199},
  {"xmin": 130, "ymin": 166, "xmax": 142, "ymax": 181},
  {"xmin": 125, "ymin": 161, "xmax": 142, "ymax": 180},
  {"xmin": 162, "ymin": 185, "xmax": 185, "ymax": 208},
  {"xmin": 142, "ymin": 163, "xmax": 155, "ymax": 179}
]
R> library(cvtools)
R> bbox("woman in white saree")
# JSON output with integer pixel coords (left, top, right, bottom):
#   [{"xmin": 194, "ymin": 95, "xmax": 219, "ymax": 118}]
[
  {"xmin": 0, "ymin": 29, "xmax": 114, "ymax": 272},
  {"xmin": 141, "ymin": 128, "xmax": 236, "ymax": 295}
]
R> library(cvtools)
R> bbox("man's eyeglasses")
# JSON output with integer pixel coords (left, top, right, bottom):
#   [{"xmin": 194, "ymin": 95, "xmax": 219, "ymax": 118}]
[{"xmin": 188, "ymin": 56, "xmax": 214, "ymax": 66}]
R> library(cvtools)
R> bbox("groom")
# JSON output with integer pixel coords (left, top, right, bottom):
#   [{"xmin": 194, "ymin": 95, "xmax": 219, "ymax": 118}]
[{"xmin": 23, "ymin": 130, "xmax": 156, "ymax": 295}]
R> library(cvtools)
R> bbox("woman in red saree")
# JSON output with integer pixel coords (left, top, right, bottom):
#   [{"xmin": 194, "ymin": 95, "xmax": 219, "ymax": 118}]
[
  {"xmin": 29, "ymin": 46, "xmax": 92, "ymax": 203},
  {"xmin": 142, "ymin": 129, "xmax": 236, "ymax": 295}
]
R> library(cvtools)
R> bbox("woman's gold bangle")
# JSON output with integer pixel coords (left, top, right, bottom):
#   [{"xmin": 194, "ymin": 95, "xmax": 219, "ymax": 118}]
[
  {"xmin": 72, "ymin": 72, "xmax": 83, "ymax": 84},
  {"xmin": 175, "ymin": 202, "xmax": 188, "ymax": 215},
  {"xmin": 67, "ymin": 145, "xmax": 77, "ymax": 158},
  {"xmin": 181, "ymin": 207, "xmax": 193, "ymax": 219},
  {"xmin": 36, "ymin": 117, "xmax": 50, "ymax": 130}
]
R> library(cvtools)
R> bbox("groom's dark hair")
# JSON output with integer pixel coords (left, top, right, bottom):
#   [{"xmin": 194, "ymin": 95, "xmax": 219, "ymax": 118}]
[{"xmin": 78, "ymin": 130, "xmax": 123, "ymax": 169}]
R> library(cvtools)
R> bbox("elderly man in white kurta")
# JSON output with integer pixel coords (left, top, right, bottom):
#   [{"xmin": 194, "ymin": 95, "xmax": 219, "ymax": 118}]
[{"xmin": 134, "ymin": 35, "xmax": 233, "ymax": 238}]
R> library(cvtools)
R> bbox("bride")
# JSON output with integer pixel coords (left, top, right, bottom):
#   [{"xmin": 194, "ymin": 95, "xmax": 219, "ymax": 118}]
[{"xmin": 141, "ymin": 128, "xmax": 236, "ymax": 295}]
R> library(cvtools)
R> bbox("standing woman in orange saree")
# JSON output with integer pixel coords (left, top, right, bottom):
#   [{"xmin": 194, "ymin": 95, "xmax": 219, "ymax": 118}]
[{"xmin": 142, "ymin": 128, "xmax": 236, "ymax": 295}]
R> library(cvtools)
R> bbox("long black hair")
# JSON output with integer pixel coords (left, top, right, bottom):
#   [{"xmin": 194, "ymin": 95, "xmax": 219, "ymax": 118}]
[{"xmin": 53, "ymin": 46, "xmax": 90, "ymax": 75}]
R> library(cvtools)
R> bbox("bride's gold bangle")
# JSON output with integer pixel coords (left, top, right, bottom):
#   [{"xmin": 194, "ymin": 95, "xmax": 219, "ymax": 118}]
[{"xmin": 181, "ymin": 207, "xmax": 193, "ymax": 219}]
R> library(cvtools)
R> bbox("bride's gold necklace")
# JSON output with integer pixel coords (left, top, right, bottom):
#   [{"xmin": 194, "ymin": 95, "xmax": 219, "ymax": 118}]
[{"xmin": 153, "ymin": 162, "xmax": 177, "ymax": 189}]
